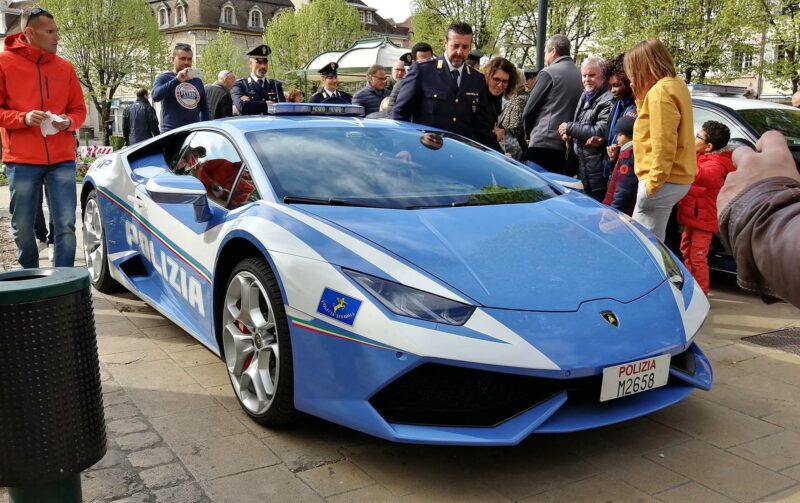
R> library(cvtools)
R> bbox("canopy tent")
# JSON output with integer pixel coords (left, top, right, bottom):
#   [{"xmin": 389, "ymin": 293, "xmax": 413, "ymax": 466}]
[{"xmin": 297, "ymin": 37, "xmax": 409, "ymax": 82}]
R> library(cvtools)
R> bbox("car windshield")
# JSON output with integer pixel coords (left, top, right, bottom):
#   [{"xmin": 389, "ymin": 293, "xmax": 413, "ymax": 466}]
[
  {"xmin": 246, "ymin": 127, "xmax": 558, "ymax": 209},
  {"xmin": 738, "ymin": 108, "xmax": 800, "ymax": 146}
]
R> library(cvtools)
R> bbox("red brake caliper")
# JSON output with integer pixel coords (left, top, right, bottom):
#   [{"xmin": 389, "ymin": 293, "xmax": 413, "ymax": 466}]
[{"xmin": 237, "ymin": 321, "xmax": 254, "ymax": 370}]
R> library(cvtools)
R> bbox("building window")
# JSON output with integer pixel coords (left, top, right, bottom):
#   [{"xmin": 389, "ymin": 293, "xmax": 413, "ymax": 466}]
[
  {"xmin": 365, "ymin": 11, "xmax": 373, "ymax": 24},
  {"xmin": 249, "ymin": 8, "xmax": 262, "ymax": 28},
  {"xmin": 176, "ymin": 4, "xmax": 185, "ymax": 25},
  {"xmin": 733, "ymin": 51, "xmax": 754, "ymax": 71},
  {"xmin": 221, "ymin": 5, "xmax": 236, "ymax": 25},
  {"xmin": 158, "ymin": 7, "xmax": 168, "ymax": 27}
]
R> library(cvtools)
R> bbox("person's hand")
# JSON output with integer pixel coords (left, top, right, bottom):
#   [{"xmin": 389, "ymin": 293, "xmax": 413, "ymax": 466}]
[
  {"xmin": 607, "ymin": 144, "xmax": 620, "ymax": 160},
  {"xmin": 493, "ymin": 126, "xmax": 505, "ymax": 143},
  {"xmin": 24, "ymin": 110, "xmax": 48, "ymax": 126},
  {"xmin": 239, "ymin": 96, "xmax": 251, "ymax": 102},
  {"xmin": 53, "ymin": 114, "xmax": 70, "ymax": 131},
  {"xmin": 561, "ymin": 133, "xmax": 570, "ymax": 143},
  {"xmin": 558, "ymin": 122, "xmax": 569, "ymax": 136},
  {"xmin": 585, "ymin": 136, "xmax": 603, "ymax": 148},
  {"xmin": 718, "ymin": 131, "xmax": 800, "ymax": 215},
  {"xmin": 176, "ymin": 69, "xmax": 190, "ymax": 82}
]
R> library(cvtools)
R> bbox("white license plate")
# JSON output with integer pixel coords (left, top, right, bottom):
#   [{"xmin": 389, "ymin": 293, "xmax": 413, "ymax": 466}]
[{"xmin": 599, "ymin": 354, "xmax": 671, "ymax": 402}]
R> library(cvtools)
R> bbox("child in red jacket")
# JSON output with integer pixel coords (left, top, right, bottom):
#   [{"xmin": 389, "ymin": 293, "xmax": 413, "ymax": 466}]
[{"xmin": 678, "ymin": 121, "xmax": 736, "ymax": 294}]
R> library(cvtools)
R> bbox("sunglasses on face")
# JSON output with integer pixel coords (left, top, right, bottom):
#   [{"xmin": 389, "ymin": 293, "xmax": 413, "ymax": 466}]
[{"xmin": 492, "ymin": 76, "xmax": 510, "ymax": 86}]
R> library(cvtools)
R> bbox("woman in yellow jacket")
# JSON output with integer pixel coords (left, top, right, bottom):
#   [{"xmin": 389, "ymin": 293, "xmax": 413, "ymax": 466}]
[{"xmin": 623, "ymin": 40, "xmax": 696, "ymax": 241}]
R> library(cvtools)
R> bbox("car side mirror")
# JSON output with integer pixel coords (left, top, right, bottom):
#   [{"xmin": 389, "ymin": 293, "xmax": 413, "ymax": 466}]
[{"xmin": 145, "ymin": 174, "xmax": 211, "ymax": 222}]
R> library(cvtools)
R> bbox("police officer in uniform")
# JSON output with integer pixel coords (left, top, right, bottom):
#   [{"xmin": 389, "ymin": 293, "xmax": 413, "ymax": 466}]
[
  {"xmin": 232, "ymin": 44, "xmax": 284, "ymax": 115},
  {"xmin": 309, "ymin": 62, "xmax": 352, "ymax": 104},
  {"xmin": 391, "ymin": 22, "xmax": 500, "ymax": 151}
]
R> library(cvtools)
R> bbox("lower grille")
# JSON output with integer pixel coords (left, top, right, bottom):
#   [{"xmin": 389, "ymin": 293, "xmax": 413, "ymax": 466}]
[{"xmin": 370, "ymin": 348, "xmax": 697, "ymax": 427}]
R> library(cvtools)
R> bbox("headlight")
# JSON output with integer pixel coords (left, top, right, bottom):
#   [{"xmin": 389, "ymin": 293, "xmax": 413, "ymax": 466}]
[
  {"xmin": 656, "ymin": 241, "xmax": 684, "ymax": 290},
  {"xmin": 344, "ymin": 269, "xmax": 475, "ymax": 325}
]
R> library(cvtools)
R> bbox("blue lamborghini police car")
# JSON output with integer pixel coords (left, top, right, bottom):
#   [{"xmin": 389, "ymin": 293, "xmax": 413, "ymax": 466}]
[{"xmin": 81, "ymin": 103, "xmax": 712, "ymax": 446}]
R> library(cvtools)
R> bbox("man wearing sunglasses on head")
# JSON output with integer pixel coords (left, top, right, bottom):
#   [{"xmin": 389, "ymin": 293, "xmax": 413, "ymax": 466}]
[{"xmin": 0, "ymin": 7, "xmax": 87, "ymax": 269}]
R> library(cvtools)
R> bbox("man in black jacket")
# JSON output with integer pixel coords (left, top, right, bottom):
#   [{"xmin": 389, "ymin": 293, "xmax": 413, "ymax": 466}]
[
  {"xmin": 391, "ymin": 22, "xmax": 500, "ymax": 151},
  {"xmin": 122, "ymin": 88, "xmax": 159, "ymax": 146},
  {"xmin": 232, "ymin": 45, "xmax": 284, "ymax": 115},
  {"xmin": 205, "ymin": 70, "xmax": 235, "ymax": 119}
]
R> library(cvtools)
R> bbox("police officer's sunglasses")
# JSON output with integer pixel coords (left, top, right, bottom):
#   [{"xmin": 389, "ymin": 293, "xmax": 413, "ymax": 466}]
[{"xmin": 25, "ymin": 7, "xmax": 52, "ymax": 27}]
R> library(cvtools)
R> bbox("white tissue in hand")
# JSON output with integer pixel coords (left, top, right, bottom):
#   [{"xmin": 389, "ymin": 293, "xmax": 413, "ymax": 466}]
[{"xmin": 39, "ymin": 111, "xmax": 68, "ymax": 137}]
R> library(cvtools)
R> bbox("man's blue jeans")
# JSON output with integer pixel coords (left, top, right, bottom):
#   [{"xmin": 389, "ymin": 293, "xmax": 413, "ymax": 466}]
[{"xmin": 6, "ymin": 162, "xmax": 77, "ymax": 268}]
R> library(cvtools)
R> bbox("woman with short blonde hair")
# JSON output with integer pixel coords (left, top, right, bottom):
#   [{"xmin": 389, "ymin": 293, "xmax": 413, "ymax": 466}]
[{"xmin": 623, "ymin": 39, "xmax": 696, "ymax": 241}]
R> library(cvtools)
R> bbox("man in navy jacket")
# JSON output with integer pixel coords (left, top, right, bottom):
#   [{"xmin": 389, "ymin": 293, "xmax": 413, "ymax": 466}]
[
  {"xmin": 152, "ymin": 43, "xmax": 209, "ymax": 132},
  {"xmin": 391, "ymin": 22, "xmax": 500, "ymax": 152}
]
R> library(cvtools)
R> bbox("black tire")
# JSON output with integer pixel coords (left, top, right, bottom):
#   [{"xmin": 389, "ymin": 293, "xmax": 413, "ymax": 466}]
[
  {"xmin": 82, "ymin": 190, "xmax": 122, "ymax": 293},
  {"xmin": 221, "ymin": 257, "xmax": 296, "ymax": 426}
]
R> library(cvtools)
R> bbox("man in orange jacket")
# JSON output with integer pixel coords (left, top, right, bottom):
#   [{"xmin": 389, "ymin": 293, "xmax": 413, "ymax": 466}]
[{"xmin": 0, "ymin": 8, "xmax": 86, "ymax": 268}]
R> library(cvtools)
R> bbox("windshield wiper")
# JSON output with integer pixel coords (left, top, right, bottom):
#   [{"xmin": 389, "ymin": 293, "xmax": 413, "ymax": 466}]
[{"xmin": 283, "ymin": 195, "xmax": 376, "ymax": 207}]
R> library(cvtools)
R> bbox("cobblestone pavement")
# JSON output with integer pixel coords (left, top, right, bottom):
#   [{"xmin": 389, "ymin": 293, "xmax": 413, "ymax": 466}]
[{"xmin": 3, "ymin": 188, "xmax": 800, "ymax": 502}]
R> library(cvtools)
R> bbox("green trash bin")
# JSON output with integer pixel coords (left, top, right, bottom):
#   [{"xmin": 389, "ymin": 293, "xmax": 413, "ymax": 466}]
[{"xmin": 0, "ymin": 268, "xmax": 107, "ymax": 502}]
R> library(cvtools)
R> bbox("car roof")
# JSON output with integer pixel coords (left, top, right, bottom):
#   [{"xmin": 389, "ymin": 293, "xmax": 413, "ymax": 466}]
[
  {"xmin": 210, "ymin": 115, "xmax": 420, "ymax": 134},
  {"xmin": 693, "ymin": 96, "xmax": 796, "ymax": 112}
]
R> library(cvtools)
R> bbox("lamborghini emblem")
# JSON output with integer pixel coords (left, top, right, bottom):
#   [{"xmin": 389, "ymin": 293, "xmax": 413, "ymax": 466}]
[{"xmin": 601, "ymin": 311, "xmax": 619, "ymax": 327}]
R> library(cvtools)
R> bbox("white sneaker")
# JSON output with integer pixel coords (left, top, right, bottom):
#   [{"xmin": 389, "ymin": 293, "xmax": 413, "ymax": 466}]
[
  {"xmin": 48, "ymin": 244, "xmax": 54, "ymax": 263},
  {"xmin": 37, "ymin": 240, "xmax": 48, "ymax": 252}
]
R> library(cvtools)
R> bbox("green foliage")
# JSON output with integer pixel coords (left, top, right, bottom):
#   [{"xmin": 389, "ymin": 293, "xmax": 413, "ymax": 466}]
[
  {"xmin": 265, "ymin": 0, "xmax": 366, "ymax": 89},
  {"xmin": 110, "ymin": 136, "xmax": 125, "ymax": 151},
  {"xmin": 198, "ymin": 29, "xmax": 249, "ymax": 83},
  {"xmin": 762, "ymin": 2, "xmax": 800, "ymax": 93},
  {"xmin": 43, "ymin": 0, "xmax": 167, "ymax": 145},
  {"xmin": 594, "ymin": 0, "xmax": 766, "ymax": 83}
]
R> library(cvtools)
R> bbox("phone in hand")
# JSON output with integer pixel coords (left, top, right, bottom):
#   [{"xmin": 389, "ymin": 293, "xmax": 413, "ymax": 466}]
[{"xmin": 186, "ymin": 68, "xmax": 202, "ymax": 80}]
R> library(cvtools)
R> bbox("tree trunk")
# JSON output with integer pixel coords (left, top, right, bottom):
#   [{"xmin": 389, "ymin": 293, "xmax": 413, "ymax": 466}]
[{"xmin": 98, "ymin": 103, "xmax": 112, "ymax": 146}]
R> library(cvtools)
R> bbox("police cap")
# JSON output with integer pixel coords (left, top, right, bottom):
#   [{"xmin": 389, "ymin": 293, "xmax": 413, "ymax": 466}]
[
  {"xmin": 319, "ymin": 61, "xmax": 338, "ymax": 77},
  {"xmin": 524, "ymin": 68, "xmax": 539, "ymax": 78},
  {"xmin": 467, "ymin": 50, "xmax": 483, "ymax": 63},
  {"xmin": 247, "ymin": 44, "xmax": 272, "ymax": 60},
  {"xmin": 399, "ymin": 52, "xmax": 412, "ymax": 66}
]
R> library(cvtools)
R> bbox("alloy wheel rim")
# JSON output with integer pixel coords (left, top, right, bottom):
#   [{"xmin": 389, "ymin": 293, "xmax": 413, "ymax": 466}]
[
  {"xmin": 222, "ymin": 271, "xmax": 279, "ymax": 415},
  {"xmin": 83, "ymin": 198, "xmax": 104, "ymax": 283}
]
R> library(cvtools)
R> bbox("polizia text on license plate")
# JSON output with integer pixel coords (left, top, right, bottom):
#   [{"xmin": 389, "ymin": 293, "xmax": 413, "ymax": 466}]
[{"xmin": 599, "ymin": 354, "xmax": 671, "ymax": 402}]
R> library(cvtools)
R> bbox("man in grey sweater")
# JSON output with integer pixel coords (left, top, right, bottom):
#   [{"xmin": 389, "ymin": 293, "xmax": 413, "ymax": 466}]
[{"xmin": 522, "ymin": 34, "xmax": 582, "ymax": 174}]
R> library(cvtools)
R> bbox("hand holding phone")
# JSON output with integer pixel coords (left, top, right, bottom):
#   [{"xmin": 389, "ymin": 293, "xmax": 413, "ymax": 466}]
[{"xmin": 186, "ymin": 68, "xmax": 202, "ymax": 80}]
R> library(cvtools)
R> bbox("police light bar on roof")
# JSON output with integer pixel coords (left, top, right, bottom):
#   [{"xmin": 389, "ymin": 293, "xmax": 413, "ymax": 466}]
[{"xmin": 267, "ymin": 103, "xmax": 365, "ymax": 116}]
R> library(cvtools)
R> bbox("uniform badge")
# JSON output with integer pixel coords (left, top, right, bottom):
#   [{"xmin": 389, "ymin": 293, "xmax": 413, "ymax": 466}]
[{"xmin": 437, "ymin": 60, "xmax": 443, "ymax": 70}]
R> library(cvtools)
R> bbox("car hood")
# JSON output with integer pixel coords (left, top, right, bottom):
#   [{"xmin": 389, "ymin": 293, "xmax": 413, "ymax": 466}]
[{"xmin": 300, "ymin": 196, "xmax": 664, "ymax": 311}]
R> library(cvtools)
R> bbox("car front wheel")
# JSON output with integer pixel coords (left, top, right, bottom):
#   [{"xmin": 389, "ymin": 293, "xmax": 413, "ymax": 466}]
[
  {"xmin": 82, "ymin": 190, "xmax": 121, "ymax": 292},
  {"xmin": 222, "ymin": 257, "xmax": 295, "ymax": 426}
]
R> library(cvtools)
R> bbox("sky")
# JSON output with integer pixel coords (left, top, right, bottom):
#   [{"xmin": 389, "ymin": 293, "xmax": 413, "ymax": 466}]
[{"xmin": 361, "ymin": 0, "xmax": 413, "ymax": 23}]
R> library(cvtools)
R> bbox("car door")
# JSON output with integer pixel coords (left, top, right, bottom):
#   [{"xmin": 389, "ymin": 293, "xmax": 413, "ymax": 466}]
[{"xmin": 137, "ymin": 130, "xmax": 259, "ymax": 348}]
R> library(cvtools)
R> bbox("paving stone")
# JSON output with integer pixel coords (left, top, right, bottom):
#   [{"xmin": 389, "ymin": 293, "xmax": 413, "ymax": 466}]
[
  {"xmin": 153, "ymin": 334, "xmax": 203, "ymax": 354},
  {"xmin": 559, "ymin": 416, "xmax": 691, "ymax": 457},
  {"xmin": 781, "ymin": 463, "xmax": 800, "ymax": 481},
  {"xmin": 105, "ymin": 358, "xmax": 197, "ymax": 389},
  {"xmin": 170, "ymin": 347, "xmax": 221, "ymax": 368},
  {"xmin": 105, "ymin": 403, "xmax": 141, "ymax": 421},
  {"xmin": 399, "ymin": 486, "xmax": 512, "ymax": 503},
  {"xmin": 127, "ymin": 383, "xmax": 219, "ymax": 419},
  {"xmin": 648, "ymin": 396, "xmax": 782, "ymax": 448},
  {"xmin": 173, "ymin": 432, "xmax": 280, "ymax": 481},
  {"xmin": 728, "ymin": 430, "xmax": 800, "ymax": 471},
  {"xmin": 764, "ymin": 406, "xmax": 800, "ymax": 433},
  {"xmin": 103, "ymin": 382, "xmax": 124, "ymax": 395},
  {"xmin": 128, "ymin": 446, "xmax": 175, "ymax": 468},
  {"xmin": 585, "ymin": 450, "xmax": 688, "ymax": 494},
  {"xmin": 150, "ymin": 405, "xmax": 247, "ymax": 446},
  {"xmin": 518, "ymin": 474, "xmax": 657, "ymax": 502},
  {"xmin": 704, "ymin": 342, "xmax": 775, "ymax": 365},
  {"xmin": 126, "ymin": 311, "xmax": 174, "ymax": 329},
  {"xmin": 109, "ymin": 493, "xmax": 153, "ymax": 503},
  {"xmin": 103, "ymin": 390, "xmax": 135, "ymax": 406},
  {"xmin": 326, "ymin": 484, "xmax": 397, "ymax": 503},
  {"xmin": 108, "ymin": 417, "xmax": 151, "ymax": 435},
  {"xmin": 757, "ymin": 484, "xmax": 800, "ymax": 502},
  {"xmin": 204, "ymin": 465, "xmax": 324, "ymax": 502},
  {"xmin": 98, "ymin": 333, "xmax": 160, "ymax": 357},
  {"xmin": 94, "ymin": 307, "xmax": 131, "ymax": 325},
  {"xmin": 102, "ymin": 347, "xmax": 171, "ymax": 365},
  {"xmin": 95, "ymin": 318, "xmax": 143, "ymax": 337},
  {"xmin": 297, "ymin": 460, "xmax": 375, "ymax": 497},
  {"xmin": 262, "ymin": 428, "xmax": 347, "ymax": 473},
  {"xmin": 653, "ymin": 482, "xmax": 735, "ymax": 502},
  {"xmin": 185, "ymin": 362, "xmax": 230, "ymax": 388},
  {"xmin": 153, "ymin": 482, "xmax": 208, "ymax": 503},
  {"xmin": 207, "ymin": 385, "xmax": 241, "ymax": 412},
  {"xmin": 699, "ymin": 381, "xmax": 795, "ymax": 419},
  {"xmin": 141, "ymin": 324, "xmax": 193, "ymax": 340},
  {"xmin": 139, "ymin": 462, "xmax": 191, "ymax": 489},
  {"xmin": 116, "ymin": 431, "xmax": 162, "ymax": 451},
  {"xmin": 646, "ymin": 439, "xmax": 795, "ymax": 501},
  {"xmin": 82, "ymin": 467, "xmax": 144, "ymax": 501},
  {"xmin": 90, "ymin": 448, "xmax": 126, "ymax": 470}
]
